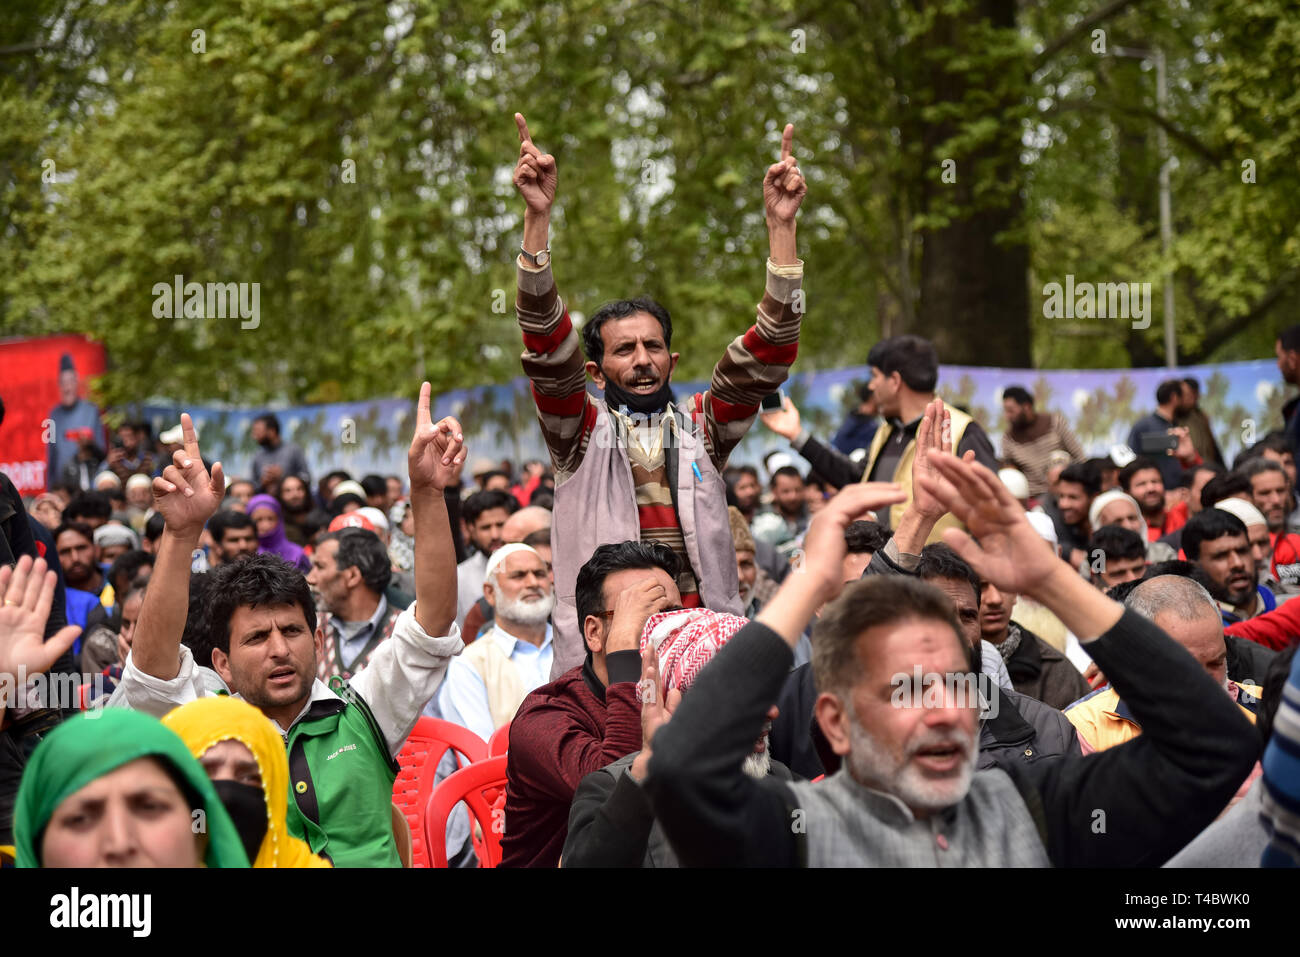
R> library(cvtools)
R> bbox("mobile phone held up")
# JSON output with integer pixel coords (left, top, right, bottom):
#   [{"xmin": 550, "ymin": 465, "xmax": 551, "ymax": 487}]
[
  {"xmin": 1137, "ymin": 431, "xmax": 1178, "ymax": 455},
  {"xmin": 761, "ymin": 390, "xmax": 786, "ymax": 413}
]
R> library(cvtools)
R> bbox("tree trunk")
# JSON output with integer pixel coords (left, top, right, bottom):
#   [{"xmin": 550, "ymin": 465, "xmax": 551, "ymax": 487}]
[{"xmin": 912, "ymin": 0, "xmax": 1032, "ymax": 367}]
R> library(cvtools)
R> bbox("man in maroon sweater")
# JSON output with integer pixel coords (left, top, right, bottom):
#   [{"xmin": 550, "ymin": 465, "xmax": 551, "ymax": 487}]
[{"xmin": 499, "ymin": 541, "xmax": 682, "ymax": 867}]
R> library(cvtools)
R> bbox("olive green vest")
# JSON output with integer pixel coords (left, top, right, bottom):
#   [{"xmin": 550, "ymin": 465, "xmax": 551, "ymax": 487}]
[{"xmin": 284, "ymin": 680, "xmax": 402, "ymax": 868}]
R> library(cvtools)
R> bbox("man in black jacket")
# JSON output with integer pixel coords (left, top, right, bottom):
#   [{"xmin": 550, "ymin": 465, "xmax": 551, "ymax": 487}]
[{"xmin": 641, "ymin": 457, "xmax": 1257, "ymax": 866}]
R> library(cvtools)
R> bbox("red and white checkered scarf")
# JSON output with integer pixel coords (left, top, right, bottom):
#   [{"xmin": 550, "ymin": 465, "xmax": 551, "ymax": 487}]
[{"xmin": 638, "ymin": 608, "xmax": 750, "ymax": 695}]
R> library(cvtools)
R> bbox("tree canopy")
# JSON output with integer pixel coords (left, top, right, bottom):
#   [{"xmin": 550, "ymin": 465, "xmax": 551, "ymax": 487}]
[{"xmin": 2, "ymin": 0, "xmax": 1295, "ymax": 406}]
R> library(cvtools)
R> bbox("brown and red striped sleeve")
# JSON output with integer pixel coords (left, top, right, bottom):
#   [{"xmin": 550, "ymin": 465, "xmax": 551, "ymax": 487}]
[
  {"xmin": 688, "ymin": 259, "xmax": 805, "ymax": 471},
  {"xmin": 516, "ymin": 257, "xmax": 597, "ymax": 478}
]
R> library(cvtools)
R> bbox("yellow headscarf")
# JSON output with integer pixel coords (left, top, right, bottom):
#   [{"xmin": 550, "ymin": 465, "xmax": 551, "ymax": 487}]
[{"xmin": 162, "ymin": 697, "xmax": 331, "ymax": 869}]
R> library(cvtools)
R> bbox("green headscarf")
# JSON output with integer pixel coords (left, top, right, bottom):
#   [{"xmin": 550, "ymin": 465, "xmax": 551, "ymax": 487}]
[{"xmin": 14, "ymin": 709, "xmax": 250, "ymax": 868}]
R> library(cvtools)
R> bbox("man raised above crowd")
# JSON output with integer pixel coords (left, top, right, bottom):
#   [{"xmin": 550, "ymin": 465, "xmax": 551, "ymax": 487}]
[
  {"xmin": 510, "ymin": 111, "xmax": 807, "ymax": 677},
  {"xmin": 107, "ymin": 389, "xmax": 465, "ymax": 867}
]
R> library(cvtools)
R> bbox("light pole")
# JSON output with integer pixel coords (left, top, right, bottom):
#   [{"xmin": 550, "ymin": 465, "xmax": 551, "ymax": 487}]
[{"xmin": 1112, "ymin": 45, "xmax": 1176, "ymax": 369}]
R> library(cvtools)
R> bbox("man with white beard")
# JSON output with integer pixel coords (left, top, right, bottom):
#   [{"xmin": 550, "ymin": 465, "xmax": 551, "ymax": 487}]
[
  {"xmin": 434, "ymin": 544, "xmax": 556, "ymax": 740},
  {"xmin": 561, "ymin": 608, "xmax": 791, "ymax": 867},
  {"xmin": 639, "ymin": 461, "xmax": 1257, "ymax": 866}
]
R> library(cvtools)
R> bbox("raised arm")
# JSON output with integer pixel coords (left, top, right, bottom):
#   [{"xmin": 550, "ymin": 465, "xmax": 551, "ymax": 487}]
[
  {"xmin": 132, "ymin": 414, "xmax": 223, "ymax": 680},
  {"xmin": 761, "ymin": 396, "xmax": 863, "ymax": 489},
  {"xmin": 406, "ymin": 382, "xmax": 464, "ymax": 637},
  {"xmin": 351, "ymin": 384, "xmax": 468, "ymax": 753},
  {"xmin": 697, "ymin": 124, "xmax": 808, "ymax": 470},
  {"xmin": 512, "ymin": 112, "xmax": 592, "ymax": 476},
  {"xmin": 917, "ymin": 452, "xmax": 1122, "ymax": 640},
  {"xmin": 916, "ymin": 452, "xmax": 1256, "ymax": 865},
  {"xmin": 644, "ymin": 483, "xmax": 903, "ymax": 866}
]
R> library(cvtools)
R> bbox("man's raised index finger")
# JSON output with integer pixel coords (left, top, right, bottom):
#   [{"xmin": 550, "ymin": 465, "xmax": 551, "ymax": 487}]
[
  {"xmin": 780, "ymin": 123, "xmax": 794, "ymax": 162},
  {"xmin": 180, "ymin": 413, "xmax": 200, "ymax": 461},
  {"xmin": 515, "ymin": 113, "xmax": 532, "ymax": 144},
  {"xmin": 417, "ymin": 381, "xmax": 432, "ymax": 426}
]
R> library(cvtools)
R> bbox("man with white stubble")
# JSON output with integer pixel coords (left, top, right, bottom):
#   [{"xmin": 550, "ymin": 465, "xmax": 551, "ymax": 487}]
[{"xmin": 638, "ymin": 456, "xmax": 1257, "ymax": 867}]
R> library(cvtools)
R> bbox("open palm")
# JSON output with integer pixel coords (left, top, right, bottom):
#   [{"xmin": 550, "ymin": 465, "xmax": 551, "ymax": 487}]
[{"xmin": 0, "ymin": 556, "xmax": 80, "ymax": 679}]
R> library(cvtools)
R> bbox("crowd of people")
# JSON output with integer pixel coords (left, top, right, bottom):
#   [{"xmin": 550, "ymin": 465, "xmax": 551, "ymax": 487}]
[{"xmin": 3, "ymin": 113, "xmax": 1300, "ymax": 871}]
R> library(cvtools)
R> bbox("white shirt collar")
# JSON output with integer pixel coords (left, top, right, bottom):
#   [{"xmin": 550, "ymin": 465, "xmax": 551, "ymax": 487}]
[{"xmin": 489, "ymin": 621, "xmax": 553, "ymax": 657}]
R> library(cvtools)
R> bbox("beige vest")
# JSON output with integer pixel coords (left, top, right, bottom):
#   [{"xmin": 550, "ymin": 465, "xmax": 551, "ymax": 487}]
[
  {"xmin": 459, "ymin": 630, "xmax": 530, "ymax": 731},
  {"xmin": 862, "ymin": 401, "xmax": 973, "ymax": 544}
]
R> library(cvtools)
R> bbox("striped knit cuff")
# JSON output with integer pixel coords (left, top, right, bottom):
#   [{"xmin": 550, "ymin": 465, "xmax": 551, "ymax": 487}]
[
  {"xmin": 766, "ymin": 258, "xmax": 804, "ymax": 286},
  {"xmin": 516, "ymin": 256, "xmax": 555, "ymax": 297}
]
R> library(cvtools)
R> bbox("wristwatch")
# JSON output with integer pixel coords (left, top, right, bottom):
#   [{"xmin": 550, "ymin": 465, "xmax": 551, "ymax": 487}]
[{"xmin": 520, "ymin": 244, "xmax": 550, "ymax": 268}]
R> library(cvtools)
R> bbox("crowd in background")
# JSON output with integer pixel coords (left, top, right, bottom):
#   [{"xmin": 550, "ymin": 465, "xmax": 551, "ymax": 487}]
[{"xmin": 4, "ymin": 118, "xmax": 1300, "ymax": 872}]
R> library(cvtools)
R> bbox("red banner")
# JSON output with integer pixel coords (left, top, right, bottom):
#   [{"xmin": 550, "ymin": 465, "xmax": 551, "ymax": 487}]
[{"xmin": 0, "ymin": 335, "xmax": 108, "ymax": 497}]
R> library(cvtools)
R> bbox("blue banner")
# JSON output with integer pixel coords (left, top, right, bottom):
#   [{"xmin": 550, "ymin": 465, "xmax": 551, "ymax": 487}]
[{"xmin": 142, "ymin": 359, "xmax": 1287, "ymax": 486}]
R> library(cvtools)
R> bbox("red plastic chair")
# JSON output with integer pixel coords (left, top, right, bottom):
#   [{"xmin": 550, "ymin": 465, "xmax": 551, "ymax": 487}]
[
  {"xmin": 487, "ymin": 721, "xmax": 510, "ymax": 757},
  {"xmin": 424, "ymin": 756, "xmax": 510, "ymax": 868},
  {"xmin": 393, "ymin": 717, "xmax": 487, "ymax": 868}
]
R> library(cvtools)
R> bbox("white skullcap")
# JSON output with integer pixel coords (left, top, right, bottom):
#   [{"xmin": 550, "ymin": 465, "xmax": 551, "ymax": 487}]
[
  {"xmin": 93, "ymin": 523, "xmax": 139, "ymax": 550},
  {"xmin": 1089, "ymin": 489, "xmax": 1141, "ymax": 530},
  {"xmin": 1110, "ymin": 444, "xmax": 1137, "ymax": 468},
  {"xmin": 764, "ymin": 452, "xmax": 795, "ymax": 478},
  {"xmin": 998, "ymin": 468, "xmax": 1029, "ymax": 500},
  {"xmin": 357, "ymin": 506, "xmax": 389, "ymax": 531},
  {"xmin": 1025, "ymin": 511, "xmax": 1058, "ymax": 545},
  {"xmin": 484, "ymin": 543, "xmax": 542, "ymax": 582},
  {"xmin": 125, "ymin": 473, "xmax": 152, "ymax": 492},
  {"xmin": 159, "ymin": 424, "xmax": 188, "ymax": 445},
  {"xmin": 331, "ymin": 480, "xmax": 366, "ymax": 500},
  {"xmin": 93, "ymin": 470, "xmax": 122, "ymax": 489},
  {"xmin": 1213, "ymin": 498, "xmax": 1267, "ymax": 529}
]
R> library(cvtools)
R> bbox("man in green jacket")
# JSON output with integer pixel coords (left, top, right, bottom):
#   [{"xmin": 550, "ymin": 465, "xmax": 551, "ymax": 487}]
[{"xmin": 107, "ymin": 384, "xmax": 466, "ymax": 866}]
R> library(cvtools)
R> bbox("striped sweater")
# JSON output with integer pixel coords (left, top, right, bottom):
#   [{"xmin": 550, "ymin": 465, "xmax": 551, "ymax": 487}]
[
  {"xmin": 1000, "ymin": 411, "xmax": 1085, "ymax": 497},
  {"xmin": 1261, "ymin": 647, "xmax": 1300, "ymax": 866},
  {"xmin": 516, "ymin": 255, "xmax": 803, "ymax": 601}
]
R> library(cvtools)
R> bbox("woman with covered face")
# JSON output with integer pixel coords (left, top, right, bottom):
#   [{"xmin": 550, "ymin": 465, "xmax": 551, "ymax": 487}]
[{"xmin": 163, "ymin": 696, "xmax": 331, "ymax": 868}]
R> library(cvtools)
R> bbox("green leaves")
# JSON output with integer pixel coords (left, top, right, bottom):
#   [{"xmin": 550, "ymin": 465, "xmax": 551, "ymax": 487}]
[{"xmin": 1, "ymin": 0, "xmax": 1294, "ymax": 409}]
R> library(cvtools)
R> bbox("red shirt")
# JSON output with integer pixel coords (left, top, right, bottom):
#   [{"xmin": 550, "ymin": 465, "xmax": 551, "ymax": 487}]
[
  {"xmin": 1148, "ymin": 501, "xmax": 1189, "ymax": 542},
  {"xmin": 1271, "ymin": 532, "xmax": 1300, "ymax": 586},
  {"xmin": 1226, "ymin": 595, "xmax": 1300, "ymax": 651},
  {"xmin": 499, "ymin": 652, "xmax": 642, "ymax": 868}
]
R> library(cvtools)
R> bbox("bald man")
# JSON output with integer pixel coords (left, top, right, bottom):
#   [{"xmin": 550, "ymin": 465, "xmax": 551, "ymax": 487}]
[
  {"xmin": 1065, "ymin": 575, "xmax": 1263, "ymax": 753},
  {"xmin": 502, "ymin": 505, "xmax": 552, "ymax": 545}
]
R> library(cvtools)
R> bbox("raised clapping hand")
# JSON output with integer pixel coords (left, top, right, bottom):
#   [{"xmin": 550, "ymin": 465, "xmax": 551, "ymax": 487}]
[
  {"xmin": 910, "ymin": 399, "xmax": 977, "ymax": 523},
  {"xmin": 407, "ymin": 382, "xmax": 466, "ymax": 493},
  {"xmin": 763, "ymin": 124, "xmax": 807, "ymax": 225},
  {"xmin": 0, "ymin": 556, "xmax": 81, "ymax": 681},
  {"xmin": 915, "ymin": 452, "xmax": 1060, "ymax": 596},
  {"xmin": 513, "ymin": 113, "xmax": 557, "ymax": 216},
  {"xmin": 152, "ymin": 413, "xmax": 224, "ymax": 537}
]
